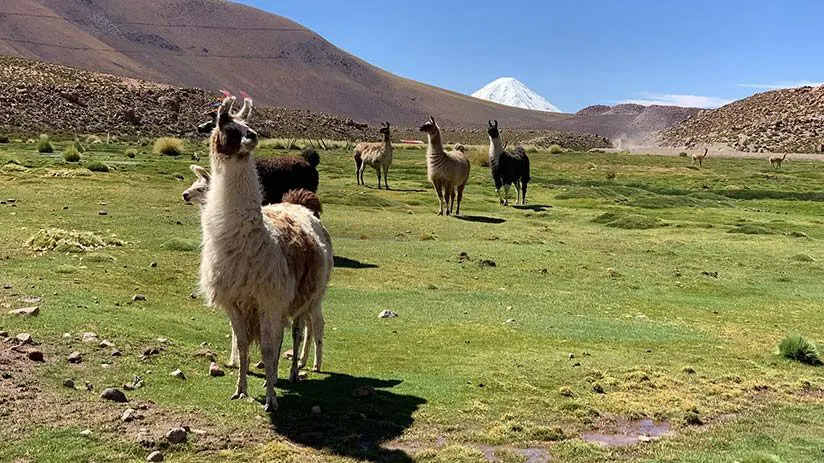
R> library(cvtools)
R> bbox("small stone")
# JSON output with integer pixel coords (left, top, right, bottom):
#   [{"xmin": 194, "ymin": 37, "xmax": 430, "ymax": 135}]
[
  {"xmin": 80, "ymin": 429, "xmax": 92, "ymax": 436},
  {"xmin": 63, "ymin": 379, "xmax": 75, "ymax": 389},
  {"xmin": 132, "ymin": 294, "xmax": 146, "ymax": 302},
  {"xmin": 311, "ymin": 405, "xmax": 322, "ymax": 415},
  {"xmin": 637, "ymin": 435, "xmax": 652, "ymax": 443},
  {"xmin": 256, "ymin": 361, "xmax": 265, "ymax": 369},
  {"xmin": 82, "ymin": 332, "xmax": 98, "ymax": 343},
  {"xmin": 9, "ymin": 306, "xmax": 39, "ymax": 316},
  {"xmin": 111, "ymin": 350, "xmax": 122, "ymax": 357},
  {"xmin": 504, "ymin": 319, "xmax": 516, "ymax": 324},
  {"xmin": 378, "ymin": 310, "xmax": 398, "ymax": 318},
  {"xmin": 85, "ymin": 382, "xmax": 94, "ymax": 391},
  {"xmin": 189, "ymin": 292, "xmax": 199, "ymax": 299},
  {"xmin": 67, "ymin": 351, "xmax": 83, "ymax": 364},
  {"xmin": 0, "ymin": 331, "xmax": 7, "ymax": 338},
  {"xmin": 21, "ymin": 297, "xmax": 42, "ymax": 304},
  {"xmin": 156, "ymin": 338, "xmax": 170, "ymax": 344},
  {"xmin": 99, "ymin": 339, "xmax": 115, "ymax": 348},
  {"xmin": 62, "ymin": 332, "xmax": 71, "ymax": 338},
  {"xmin": 121, "ymin": 408, "xmax": 138, "ymax": 422},
  {"xmin": 149, "ymin": 261, "xmax": 157, "ymax": 268},
  {"xmin": 27, "ymin": 350, "xmax": 44, "ymax": 362},
  {"xmin": 165, "ymin": 427, "xmax": 187, "ymax": 444},
  {"xmin": 123, "ymin": 376, "xmax": 144, "ymax": 391},
  {"xmin": 298, "ymin": 371, "xmax": 308, "ymax": 381},
  {"xmin": 1, "ymin": 372, "xmax": 11, "ymax": 379},
  {"xmin": 100, "ymin": 388, "xmax": 128, "ymax": 403},
  {"xmin": 146, "ymin": 450, "xmax": 164, "ymax": 462},
  {"xmin": 592, "ymin": 383, "xmax": 605, "ymax": 394},
  {"xmin": 209, "ymin": 362, "xmax": 224, "ymax": 377},
  {"xmin": 352, "ymin": 385, "xmax": 376, "ymax": 399},
  {"xmin": 15, "ymin": 332, "xmax": 32, "ymax": 344},
  {"xmin": 2, "ymin": 283, "xmax": 12, "ymax": 289},
  {"xmin": 568, "ymin": 353, "xmax": 575, "ymax": 360},
  {"xmin": 170, "ymin": 369, "xmax": 186, "ymax": 379},
  {"xmin": 282, "ymin": 349, "xmax": 294, "ymax": 360},
  {"xmin": 99, "ymin": 210, "xmax": 108, "ymax": 216}
]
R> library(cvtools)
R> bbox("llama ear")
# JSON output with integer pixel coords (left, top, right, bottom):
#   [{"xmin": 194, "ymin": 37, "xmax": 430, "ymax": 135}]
[
  {"xmin": 429, "ymin": 116, "xmax": 435, "ymax": 123},
  {"xmin": 190, "ymin": 165, "xmax": 210, "ymax": 182},
  {"xmin": 385, "ymin": 121, "xmax": 390, "ymax": 128},
  {"xmin": 216, "ymin": 96, "xmax": 236, "ymax": 126},
  {"xmin": 494, "ymin": 120, "xmax": 498, "ymax": 128},
  {"xmin": 488, "ymin": 120, "xmax": 493, "ymax": 128}
]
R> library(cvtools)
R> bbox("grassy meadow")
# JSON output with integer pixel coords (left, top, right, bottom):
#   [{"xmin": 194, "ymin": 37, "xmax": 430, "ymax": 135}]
[{"xmin": 1, "ymin": 138, "xmax": 824, "ymax": 463}]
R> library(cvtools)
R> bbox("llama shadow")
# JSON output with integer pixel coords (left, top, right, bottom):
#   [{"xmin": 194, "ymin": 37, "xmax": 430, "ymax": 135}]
[
  {"xmin": 455, "ymin": 215, "xmax": 506, "ymax": 224},
  {"xmin": 362, "ymin": 185, "xmax": 426, "ymax": 193},
  {"xmin": 268, "ymin": 373, "xmax": 426, "ymax": 462},
  {"xmin": 513, "ymin": 204, "xmax": 552, "ymax": 212},
  {"xmin": 334, "ymin": 256, "xmax": 379, "ymax": 269}
]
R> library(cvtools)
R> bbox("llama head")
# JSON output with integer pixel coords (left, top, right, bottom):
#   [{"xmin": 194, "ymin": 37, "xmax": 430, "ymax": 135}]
[
  {"xmin": 210, "ymin": 96, "xmax": 258, "ymax": 158},
  {"xmin": 197, "ymin": 112, "xmax": 218, "ymax": 134},
  {"xmin": 453, "ymin": 143, "xmax": 466, "ymax": 153},
  {"xmin": 419, "ymin": 116, "xmax": 439, "ymax": 135},
  {"xmin": 487, "ymin": 120, "xmax": 500, "ymax": 139},
  {"xmin": 198, "ymin": 94, "xmax": 253, "ymax": 134},
  {"xmin": 379, "ymin": 121, "xmax": 391, "ymax": 136},
  {"xmin": 183, "ymin": 164, "xmax": 210, "ymax": 204}
]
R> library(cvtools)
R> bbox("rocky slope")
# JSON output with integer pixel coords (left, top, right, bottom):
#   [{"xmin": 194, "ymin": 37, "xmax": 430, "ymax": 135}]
[
  {"xmin": 660, "ymin": 86, "xmax": 824, "ymax": 153},
  {"xmin": 0, "ymin": 56, "xmax": 611, "ymax": 150},
  {"xmin": 565, "ymin": 104, "xmax": 703, "ymax": 145}
]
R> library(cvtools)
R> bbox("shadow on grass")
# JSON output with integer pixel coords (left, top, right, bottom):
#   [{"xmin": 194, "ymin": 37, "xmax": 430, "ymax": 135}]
[
  {"xmin": 362, "ymin": 185, "xmax": 426, "ymax": 193},
  {"xmin": 513, "ymin": 204, "xmax": 552, "ymax": 212},
  {"xmin": 455, "ymin": 215, "xmax": 506, "ymax": 224},
  {"xmin": 270, "ymin": 373, "xmax": 426, "ymax": 462},
  {"xmin": 334, "ymin": 256, "xmax": 379, "ymax": 269}
]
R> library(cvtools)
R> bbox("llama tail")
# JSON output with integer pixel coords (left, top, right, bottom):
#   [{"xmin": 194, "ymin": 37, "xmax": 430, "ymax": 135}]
[
  {"xmin": 353, "ymin": 150, "xmax": 363, "ymax": 169},
  {"xmin": 282, "ymin": 188, "xmax": 322, "ymax": 218},
  {"xmin": 301, "ymin": 147, "xmax": 321, "ymax": 168}
]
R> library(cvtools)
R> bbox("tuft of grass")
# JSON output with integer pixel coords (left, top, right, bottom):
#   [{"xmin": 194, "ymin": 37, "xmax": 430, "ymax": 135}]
[
  {"xmin": 63, "ymin": 145, "xmax": 81, "ymax": 163},
  {"xmin": 153, "ymin": 137, "xmax": 185, "ymax": 156},
  {"xmin": 36, "ymin": 134, "xmax": 54, "ymax": 153},
  {"xmin": 471, "ymin": 150, "xmax": 490, "ymax": 167},
  {"xmin": 792, "ymin": 254, "xmax": 816, "ymax": 263},
  {"xmin": 161, "ymin": 238, "xmax": 200, "ymax": 252},
  {"xmin": 593, "ymin": 211, "xmax": 665, "ymax": 230},
  {"xmin": 605, "ymin": 167, "xmax": 617, "ymax": 180},
  {"xmin": 86, "ymin": 161, "xmax": 110, "ymax": 173},
  {"xmin": 124, "ymin": 148, "xmax": 137, "ymax": 158},
  {"xmin": 25, "ymin": 228, "xmax": 124, "ymax": 253},
  {"xmin": 45, "ymin": 168, "xmax": 92, "ymax": 177},
  {"xmin": 728, "ymin": 224, "xmax": 776, "ymax": 235},
  {"xmin": 548, "ymin": 144, "xmax": 564, "ymax": 154},
  {"xmin": 85, "ymin": 135, "xmax": 102, "ymax": 145},
  {"xmin": 778, "ymin": 334, "xmax": 822, "ymax": 365},
  {"xmin": 679, "ymin": 151, "xmax": 688, "ymax": 157}
]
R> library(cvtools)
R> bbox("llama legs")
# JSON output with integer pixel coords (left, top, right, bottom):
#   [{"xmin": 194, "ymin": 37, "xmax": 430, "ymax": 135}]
[
  {"xmin": 456, "ymin": 183, "xmax": 465, "ymax": 216},
  {"xmin": 227, "ymin": 321, "xmax": 240, "ymax": 367},
  {"xmin": 433, "ymin": 180, "xmax": 445, "ymax": 215},
  {"xmin": 289, "ymin": 315, "xmax": 304, "ymax": 383},
  {"xmin": 310, "ymin": 309, "xmax": 325, "ymax": 372},
  {"xmin": 228, "ymin": 309, "xmax": 250, "ymax": 401},
  {"xmin": 259, "ymin": 309, "xmax": 286, "ymax": 413},
  {"xmin": 383, "ymin": 165, "xmax": 390, "ymax": 190}
]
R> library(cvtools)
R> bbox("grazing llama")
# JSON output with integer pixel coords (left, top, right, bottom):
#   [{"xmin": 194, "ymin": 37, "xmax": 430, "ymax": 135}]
[
  {"xmin": 691, "ymin": 148, "xmax": 709, "ymax": 168},
  {"xmin": 769, "ymin": 153, "xmax": 788, "ymax": 168},
  {"xmin": 354, "ymin": 122, "xmax": 393, "ymax": 189},
  {"xmin": 199, "ymin": 96, "xmax": 333, "ymax": 412},
  {"xmin": 419, "ymin": 116, "xmax": 470, "ymax": 216},
  {"xmin": 487, "ymin": 120, "xmax": 531, "ymax": 205}
]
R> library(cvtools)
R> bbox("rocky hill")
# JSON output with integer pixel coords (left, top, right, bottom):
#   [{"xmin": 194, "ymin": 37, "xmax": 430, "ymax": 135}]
[
  {"xmin": 566, "ymin": 104, "xmax": 703, "ymax": 144},
  {"xmin": 660, "ymin": 86, "xmax": 824, "ymax": 153},
  {"xmin": 0, "ymin": 56, "xmax": 610, "ymax": 150}
]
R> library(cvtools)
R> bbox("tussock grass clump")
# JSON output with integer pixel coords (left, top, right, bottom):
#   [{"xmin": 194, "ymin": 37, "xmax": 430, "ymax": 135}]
[
  {"xmin": 86, "ymin": 161, "xmax": 110, "ymax": 172},
  {"xmin": 792, "ymin": 254, "xmax": 816, "ymax": 263},
  {"xmin": 153, "ymin": 137, "xmax": 185, "ymax": 156},
  {"xmin": 778, "ymin": 334, "xmax": 822, "ymax": 365},
  {"xmin": 125, "ymin": 148, "xmax": 137, "ymax": 158},
  {"xmin": 728, "ymin": 224, "xmax": 776, "ymax": 235},
  {"xmin": 26, "ymin": 228, "xmax": 124, "ymax": 253},
  {"xmin": 678, "ymin": 151, "xmax": 688, "ymax": 157},
  {"xmin": 260, "ymin": 138, "xmax": 301, "ymax": 151},
  {"xmin": 2, "ymin": 163, "xmax": 28, "ymax": 173},
  {"xmin": 605, "ymin": 167, "xmax": 617, "ymax": 180},
  {"xmin": 85, "ymin": 135, "xmax": 102, "ymax": 145},
  {"xmin": 63, "ymin": 145, "xmax": 81, "ymax": 162},
  {"xmin": 84, "ymin": 252, "xmax": 117, "ymax": 263},
  {"xmin": 161, "ymin": 238, "xmax": 200, "ymax": 252},
  {"xmin": 548, "ymin": 144, "xmax": 564, "ymax": 154},
  {"xmin": 593, "ymin": 211, "xmax": 665, "ymax": 230},
  {"xmin": 36, "ymin": 134, "xmax": 54, "ymax": 153},
  {"xmin": 45, "ymin": 168, "xmax": 92, "ymax": 177},
  {"xmin": 470, "ymin": 150, "xmax": 489, "ymax": 167}
]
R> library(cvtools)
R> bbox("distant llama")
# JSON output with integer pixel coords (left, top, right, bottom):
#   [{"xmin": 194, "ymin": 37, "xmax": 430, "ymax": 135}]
[
  {"xmin": 691, "ymin": 148, "xmax": 709, "ymax": 168},
  {"xmin": 199, "ymin": 96, "xmax": 333, "ymax": 412},
  {"xmin": 487, "ymin": 120, "xmax": 530, "ymax": 205},
  {"xmin": 419, "ymin": 116, "xmax": 470, "ymax": 216},
  {"xmin": 354, "ymin": 122, "xmax": 393, "ymax": 189},
  {"xmin": 769, "ymin": 153, "xmax": 788, "ymax": 168}
]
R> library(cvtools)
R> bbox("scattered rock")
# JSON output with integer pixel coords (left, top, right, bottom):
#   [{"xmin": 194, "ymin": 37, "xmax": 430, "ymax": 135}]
[
  {"xmin": 298, "ymin": 371, "xmax": 308, "ymax": 381},
  {"xmin": 1, "ymin": 372, "xmax": 11, "ymax": 379},
  {"xmin": 111, "ymin": 349, "xmax": 122, "ymax": 357},
  {"xmin": 256, "ymin": 361, "xmax": 265, "ymax": 369},
  {"xmin": 99, "ymin": 339, "xmax": 116, "ymax": 348},
  {"xmin": 156, "ymin": 338, "xmax": 170, "ymax": 344},
  {"xmin": 457, "ymin": 251, "xmax": 470, "ymax": 263},
  {"xmin": 63, "ymin": 379, "xmax": 75, "ymax": 389},
  {"xmin": 27, "ymin": 350, "xmax": 45, "ymax": 362},
  {"xmin": 682, "ymin": 367, "xmax": 696, "ymax": 374},
  {"xmin": 282, "ymin": 349, "xmax": 294, "ymax": 360},
  {"xmin": 21, "ymin": 296, "xmax": 42, "ymax": 304},
  {"xmin": 82, "ymin": 332, "xmax": 98, "ymax": 343},
  {"xmin": 149, "ymin": 261, "xmax": 157, "ymax": 268},
  {"xmin": 592, "ymin": 383, "xmax": 605, "ymax": 394},
  {"xmin": 165, "ymin": 427, "xmax": 187, "ymax": 444},
  {"xmin": 123, "ymin": 376, "xmax": 144, "ymax": 391},
  {"xmin": 132, "ymin": 294, "xmax": 146, "ymax": 302},
  {"xmin": 568, "ymin": 353, "xmax": 575, "ymax": 360},
  {"xmin": 378, "ymin": 310, "xmax": 398, "ymax": 318},
  {"xmin": 352, "ymin": 385, "xmax": 376, "ymax": 399},
  {"xmin": 67, "ymin": 351, "xmax": 83, "ymax": 364},
  {"xmin": 3, "ymin": 283, "xmax": 12, "ymax": 289},
  {"xmin": 15, "ymin": 332, "xmax": 32, "ymax": 344},
  {"xmin": 99, "ymin": 210, "xmax": 108, "ymax": 216},
  {"xmin": 85, "ymin": 382, "xmax": 94, "ymax": 391},
  {"xmin": 9, "ymin": 306, "xmax": 39, "ymax": 316},
  {"xmin": 479, "ymin": 259, "xmax": 497, "ymax": 268},
  {"xmin": 637, "ymin": 435, "xmax": 652, "ymax": 443},
  {"xmin": 80, "ymin": 429, "xmax": 92, "ymax": 437},
  {"xmin": 194, "ymin": 349, "xmax": 216, "ymax": 362},
  {"xmin": 121, "ymin": 408, "xmax": 138, "ymax": 422},
  {"xmin": 559, "ymin": 387, "xmax": 575, "ymax": 397},
  {"xmin": 504, "ymin": 319, "xmax": 516, "ymax": 324},
  {"xmin": 209, "ymin": 362, "xmax": 224, "ymax": 377},
  {"xmin": 189, "ymin": 292, "xmax": 199, "ymax": 299},
  {"xmin": 100, "ymin": 388, "xmax": 128, "ymax": 403},
  {"xmin": 311, "ymin": 405, "xmax": 322, "ymax": 415},
  {"xmin": 170, "ymin": 369, "xmax": 186, "ymax": 380},
  {"xmin": 701, "ymin": 271, "xmax": 719, "ymax": 278},
  {"xmin": 146, "ymin": 450, "xmax": 164, "ymax": 462},
  {"xmin": 0, "ymin": 331, "xmax": 7, "ymax": 338}
]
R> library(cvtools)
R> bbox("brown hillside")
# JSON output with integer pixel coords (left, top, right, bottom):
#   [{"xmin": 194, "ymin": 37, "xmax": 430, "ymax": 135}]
[
  {"xmin": 0, "ymin": 0, "xmax": 574, "ymax": 130},
  {"xmin": 660, "ymin": 86, "xmax": 824, "ymax": 153}
]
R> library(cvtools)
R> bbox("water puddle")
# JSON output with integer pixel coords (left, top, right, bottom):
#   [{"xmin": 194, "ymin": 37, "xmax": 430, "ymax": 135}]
[{"xmin": 581, "ymin": 418, "xmax": 672, "ymax": 447}]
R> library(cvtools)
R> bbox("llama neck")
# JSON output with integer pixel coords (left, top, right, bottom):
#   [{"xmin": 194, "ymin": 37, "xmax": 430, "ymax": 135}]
[
  {"xmin": 427, "ymin": 131, "xmax": 445, "ymax": 156},
  {"xmin": 489, "ymin": 135, "xmax": 504, "ymax": 159},
  {"xmin": 782, "ymin": 153, "xmax": 787, "ymax": 160},
  {"xmin": 383, "ymin": 132, "xmax": 392, "ymax": 151},
  {"xmin": 204, "ymin": 154, "xmax": 262, "ymax": 227}
]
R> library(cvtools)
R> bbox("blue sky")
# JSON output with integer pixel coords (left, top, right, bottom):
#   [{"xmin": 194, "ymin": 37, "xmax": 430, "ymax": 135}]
[{"xmin": 240, "ymin": 0, "xmax": 823, "ymax": 112}]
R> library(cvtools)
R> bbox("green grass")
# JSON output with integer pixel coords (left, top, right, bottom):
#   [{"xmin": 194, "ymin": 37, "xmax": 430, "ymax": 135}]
[{"xmin": 2, "ymin": 140, "xmax": 824, "ymax": 462}]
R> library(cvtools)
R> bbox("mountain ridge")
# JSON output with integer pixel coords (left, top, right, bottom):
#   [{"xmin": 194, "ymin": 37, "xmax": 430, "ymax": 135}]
[{"xmin": 471, "ymin": 77, "xmax": 562, "ymax": 113}]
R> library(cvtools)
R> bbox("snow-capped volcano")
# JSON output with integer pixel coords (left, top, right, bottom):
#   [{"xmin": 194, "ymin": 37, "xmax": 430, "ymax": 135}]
[{"xmin": 471, "ymin": 77, "xmax": 562, "ymax": 113}]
